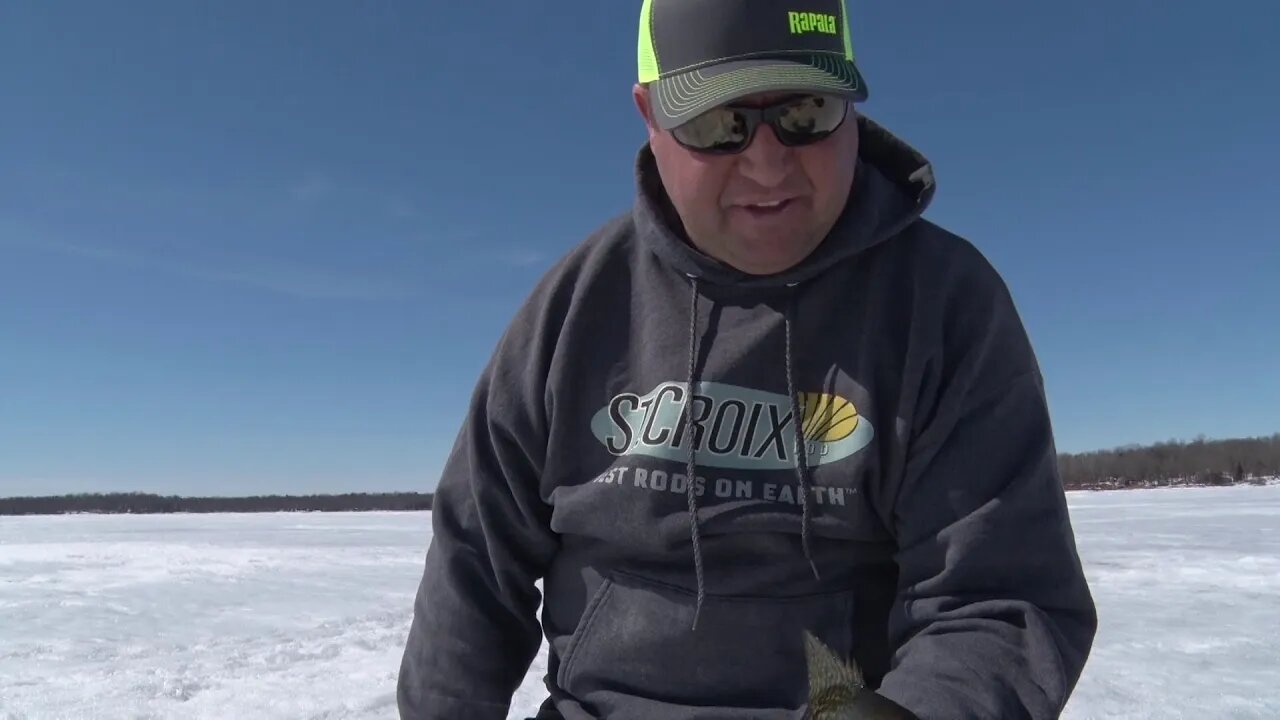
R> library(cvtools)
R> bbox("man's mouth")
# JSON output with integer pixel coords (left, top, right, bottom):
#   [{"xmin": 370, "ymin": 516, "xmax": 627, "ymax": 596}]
[{"xmin": 739, "ymin": 198, "xmax": 795, "ymax": 215}]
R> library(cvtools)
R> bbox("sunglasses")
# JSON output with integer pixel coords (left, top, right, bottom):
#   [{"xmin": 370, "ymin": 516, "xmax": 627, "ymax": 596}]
[{"xmin": 671, "ymin": 94, "xmax": 849, "ymax": 155}]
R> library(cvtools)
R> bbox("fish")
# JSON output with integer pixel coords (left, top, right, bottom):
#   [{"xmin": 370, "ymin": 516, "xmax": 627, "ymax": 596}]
[
  {"xmin": 803, "ymin": 629, "xmax": 868, "ymax": 719},
  {"xmin": 803, "ymin": 630, "xmax": 921, "ymax": 719}
]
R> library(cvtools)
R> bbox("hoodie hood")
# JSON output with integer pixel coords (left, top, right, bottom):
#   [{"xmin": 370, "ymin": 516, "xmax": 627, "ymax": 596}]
[
  {"xmin": 629, "ymin": 113, "xmax": 940, "ymax": 630},
  {"xmin": 632, "ymin": 114, "xmax": 938, "ymax": 289}
]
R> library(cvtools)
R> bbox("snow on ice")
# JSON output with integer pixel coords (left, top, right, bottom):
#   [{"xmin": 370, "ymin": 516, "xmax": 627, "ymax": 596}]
[{"xmin": 1, "ymin": 484, "xmax": 1277, "ymax": 719}]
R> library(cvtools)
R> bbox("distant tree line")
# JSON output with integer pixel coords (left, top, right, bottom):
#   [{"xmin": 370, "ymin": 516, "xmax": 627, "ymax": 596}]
[
  {"xmin": 4, "ymin": 433, "xmax": 1278, "ymax": 514},
  {"xmin": 1058, "ymin": 432, "xmax": 1280, "ymax": 490},
  {"xmin": 0, "ymin": 491, "xmax": 433, "ymax": 516}
]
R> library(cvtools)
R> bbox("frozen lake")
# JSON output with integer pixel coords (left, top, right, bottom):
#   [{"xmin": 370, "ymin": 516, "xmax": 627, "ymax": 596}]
[{"xmin": 2, "ymin": 483, "xmax": 1278, "ymax": 719}]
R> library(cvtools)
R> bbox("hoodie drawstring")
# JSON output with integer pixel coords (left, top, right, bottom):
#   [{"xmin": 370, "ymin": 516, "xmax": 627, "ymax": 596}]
[
  {"xmin": 683, "ymin": 277, "xmax": 820, "ymax": 633},
  {"xmin": 784, "ymin": 290, "xmax": 821, "ymax": 582},
  {"xmin": 685, "ymin": 275, "xmax": 707, "ymax": 631}
]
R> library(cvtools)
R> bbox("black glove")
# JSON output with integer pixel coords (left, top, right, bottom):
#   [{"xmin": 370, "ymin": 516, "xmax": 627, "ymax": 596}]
[{"xmin": 847, "ymin": 690, "xmax": 921, "ymax": 719}]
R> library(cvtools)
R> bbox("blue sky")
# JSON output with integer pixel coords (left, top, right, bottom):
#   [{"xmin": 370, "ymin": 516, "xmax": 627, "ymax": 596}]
[{"xmin": 2, "ymin": 1, "xmax": 1277, "ymax": 497}]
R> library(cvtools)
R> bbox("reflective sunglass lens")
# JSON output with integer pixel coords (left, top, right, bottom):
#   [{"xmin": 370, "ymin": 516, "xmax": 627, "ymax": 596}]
[
  {"xmin": 776, "ymin": 96, "xmax": 846, "ymax": 143},
  {"xmin": 672, "ymin": 107, "xmax": 749, "ymax": 153},
  {"xmin": 671, "ymin": 95, "xmax": 848, "ymax": 153}
]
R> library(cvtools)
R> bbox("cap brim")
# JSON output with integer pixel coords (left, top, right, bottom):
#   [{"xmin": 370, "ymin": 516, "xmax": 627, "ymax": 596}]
[{"xmin": 650, "ymin": 55, "xmax": 868, "ymax": 131}]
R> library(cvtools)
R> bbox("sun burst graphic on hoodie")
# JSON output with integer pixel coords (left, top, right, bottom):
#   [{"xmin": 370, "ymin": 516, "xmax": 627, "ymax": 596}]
[{"xmin": 798, "ymin": 393, "xmax": 860, "ymax": 443}]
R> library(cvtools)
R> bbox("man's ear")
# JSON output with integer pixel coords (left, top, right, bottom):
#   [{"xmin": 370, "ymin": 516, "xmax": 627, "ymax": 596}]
[{"xmin": 632, "ymin": 83, "xmax": 659, "ymax": 140}]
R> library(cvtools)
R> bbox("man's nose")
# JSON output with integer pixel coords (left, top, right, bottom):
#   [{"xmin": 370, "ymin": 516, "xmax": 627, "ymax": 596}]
[{"xmin": 735, "ymin": 124, "xmax": 793, "ymax": 187}]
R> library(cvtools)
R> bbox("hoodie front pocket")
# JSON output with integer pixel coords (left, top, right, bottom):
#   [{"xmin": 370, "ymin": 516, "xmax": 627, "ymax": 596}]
[{"xmin": 556, "ymin": 570, "xmax": 855, "ymax": 715}]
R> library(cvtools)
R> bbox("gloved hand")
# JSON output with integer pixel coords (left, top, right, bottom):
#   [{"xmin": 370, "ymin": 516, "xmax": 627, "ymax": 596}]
[{"xmin": 844, "ymin": 690, "xmax": 920, "ymax": 719}]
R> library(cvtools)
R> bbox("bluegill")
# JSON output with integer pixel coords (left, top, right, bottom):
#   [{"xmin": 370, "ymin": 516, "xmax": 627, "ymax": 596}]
[
  {"xmin": 804, "ymin": 630, "xmax": 868, "ymax": 719},
  {"xmin": 804, "ymin": 631, "xmax": 918, "ymax": 719}
]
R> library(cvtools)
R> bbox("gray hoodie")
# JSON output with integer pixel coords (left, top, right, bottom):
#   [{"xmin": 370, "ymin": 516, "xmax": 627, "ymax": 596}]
[{"xmin": 397, "ymin": 115, "xmax": 1097, "ymax": 720}]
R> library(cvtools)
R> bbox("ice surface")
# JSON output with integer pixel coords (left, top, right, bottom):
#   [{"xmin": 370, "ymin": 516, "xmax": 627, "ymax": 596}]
[
  {"xmin": 1056, "ymin": 484, "xmax": 1280, "ymax": 719},
  {"xmin": 2, "ymin": 484, "xmax": 1277, "ymax": 719}
]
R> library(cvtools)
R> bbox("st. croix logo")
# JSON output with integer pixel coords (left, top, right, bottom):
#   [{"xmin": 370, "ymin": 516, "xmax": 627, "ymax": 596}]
[{"xmin": 589, "ymin": 381, "xmax": 874, "ymax": 470}]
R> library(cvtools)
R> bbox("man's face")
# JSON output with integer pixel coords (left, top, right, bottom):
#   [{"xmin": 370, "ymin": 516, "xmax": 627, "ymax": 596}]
[{"xmin": 633, "ymin": 84, "xmax": 859, "ymax": 276}]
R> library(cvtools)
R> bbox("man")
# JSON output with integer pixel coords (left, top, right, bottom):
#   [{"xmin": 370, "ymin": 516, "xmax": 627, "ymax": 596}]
[{"xmin": 397, "ymin": 1, "xmax": 1097, "ymax": 718}]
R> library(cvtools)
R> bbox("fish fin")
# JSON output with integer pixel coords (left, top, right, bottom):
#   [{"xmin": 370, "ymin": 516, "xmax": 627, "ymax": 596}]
[{"xmin": 803, "ymin": 629, "xmax": 865, "ymax": 697}]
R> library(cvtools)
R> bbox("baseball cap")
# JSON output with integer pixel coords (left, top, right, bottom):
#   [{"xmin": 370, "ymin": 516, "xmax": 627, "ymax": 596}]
[{"xmin": 637, "ymin": 0, "xmax": 869, "ymax": 130}]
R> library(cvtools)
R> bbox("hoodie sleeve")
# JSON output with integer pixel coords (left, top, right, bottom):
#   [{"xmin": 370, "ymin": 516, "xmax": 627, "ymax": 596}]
[
  {"xmin": 873, "ymin": 249, "xmax": 1098, "ymax": 719},
  {"xmin": 396, "ymin": 292, "xmax": 560, "ymax": 719}
]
